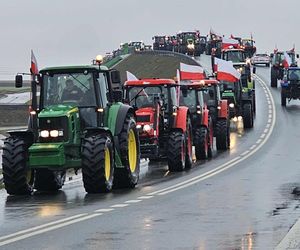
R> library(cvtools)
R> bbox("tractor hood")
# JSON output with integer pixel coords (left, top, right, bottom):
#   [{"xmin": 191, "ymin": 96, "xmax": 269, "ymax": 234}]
[
  {"xmin": 135, "ymin": 107, "xmax": 154, "ymax": 123},
  {"xmin": 38, "ymin": 105, "xmax": 79, "ymax": 118}
]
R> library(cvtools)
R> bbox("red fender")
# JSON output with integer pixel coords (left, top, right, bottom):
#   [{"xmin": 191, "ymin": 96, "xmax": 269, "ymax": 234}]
[
  {"xmin": 175, "ymin": 106, "xmax": 189, "ymax": 132},
  {"xmin": 218, "ymin": 99, "xmax": 228, "ymax": 119}
]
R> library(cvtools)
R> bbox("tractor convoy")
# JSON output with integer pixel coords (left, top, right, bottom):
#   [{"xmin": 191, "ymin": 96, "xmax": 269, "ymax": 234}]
[{"xmin": 4, "ymin": 27, "xmax": 297, "ymax": 196}]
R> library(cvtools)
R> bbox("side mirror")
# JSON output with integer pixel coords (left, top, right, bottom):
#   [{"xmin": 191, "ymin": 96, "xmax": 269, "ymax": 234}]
[
  {"xmin": 253, "ymin": 67, "xmax": 256, "ymax": 74},
  {"xmin": 110, "ymin": 70, "xmax": 121, "ymax": 84},
  {"xmin": 297, "ymin": 54, "xmax": 299, "ymax": 59},
  {"xmin": 112, "ymin": 90, "xmax": 123, "ymax": 102},
  {"xmin": 15, "ymin": 75, "xmax": 23, "ymax": 88}
]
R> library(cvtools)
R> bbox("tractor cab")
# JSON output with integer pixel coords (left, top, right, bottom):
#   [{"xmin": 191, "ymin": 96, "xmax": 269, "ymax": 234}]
[{"xmin": 241, "ymin": 39, "xmax": 256, "ymax": 57}]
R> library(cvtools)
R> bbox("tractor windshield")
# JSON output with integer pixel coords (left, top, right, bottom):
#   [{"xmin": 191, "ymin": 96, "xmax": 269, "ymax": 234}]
[
  {"xmin": 241, "ymin": 39, "xmax": 254, "ymax": 47},
  {"xmin": 128, "ymin": 86, "xmax": 164, "ymax": 109},
  {"xmin": 42, "ymin": 72, "xmax": 97, "ymax": 108},
  {"xmin": 220, "ymin": 81, "xmax": 235, "ymax": 92},
  {"xmin": 288, "ymin": 69, "xmax": 300, "ymax": 81},
  {"xmin": 179, "ymin": 89, "xmax": 197, "ymax": 107},
  {"xmin": 224, "ymin": 51, "xmax": 246, "ymax": 63}
]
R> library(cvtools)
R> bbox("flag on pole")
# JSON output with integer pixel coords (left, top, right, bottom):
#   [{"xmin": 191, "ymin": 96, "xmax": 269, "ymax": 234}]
[
  {"xmin": 179, "ymin": 62, "xmax": 205, "ymax": 80},
  {"xmin": 30, "ymin": 50, "xmax": 39, "ymax": 75},
  {"xmin": 222, "ymin": 38, "xmax": 240, "ymax": 49},
  {"xmin": 126, "ymin": 71, "xmax": 138, "ymax": 80},
  {"xmin": 214, "ymin": 58, "xmax": 241, "ymax": 82},
  {"xmin": 283, "ymin": 52, "xmax": 292, "ymax": 69}
]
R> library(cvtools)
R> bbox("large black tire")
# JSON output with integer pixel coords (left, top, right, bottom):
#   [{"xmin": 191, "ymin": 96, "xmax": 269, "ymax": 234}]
[
  {"xmin": 271, "ymin": 68, "xmax": 277, "ymax": 88},
  {"xmin": 185, "ymin": 118, "xmax": 193, "ymax": 169},
  {"xmin": 215, "ymin": 119, "xmax": 229, "ymax": 150},
  {"xmin": 81, "ymin": 134, "xmax": 114, "ymax": 193},
  {"xmin": 114, "ymin": 115, "xmax": 140, "ymax": 188},
  {"xmin": 35, "ymin": 169, "xmax": 66, "ymax": 192},
  {"xmin": 2, "ymin": 137, "xmax": 34, "ymax": 195},
  {"xmin": 243, "ymin": 103, "xmax": 254, "ymax": 128},
  {"xmin": 167, "ymin": 131, "xmax": 186, "ymax": 171},
  {"xmin": 281, "ymin": 89, "xmax": 287, "ymax": 106},
  {"xmin": 194, "ymin": 127, "xmax": 209, "ymax": 160}
]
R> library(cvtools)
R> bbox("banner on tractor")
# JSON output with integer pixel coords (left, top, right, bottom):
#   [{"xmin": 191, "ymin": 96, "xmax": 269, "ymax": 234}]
[
  {"xmin": 180, "ymin": 63, "xmax": 205, "ymax": 80},
  {"xmin": 283, "ymin": 52, "xmax": 292, "ymax": 69},
  {"xmin": 222, "ymin": 38, "xmax": 240, "ymax": 49},
  {"xmin": 30, "ymin": 50, "xmax": 39, "ymax": 75},
  {"xmin": 126, "ymin": 71, "xmax": 138, "ymax": 80},
  {"xmin": 214, "ymin": 58, "xmax": 241, "ymax": 82}
]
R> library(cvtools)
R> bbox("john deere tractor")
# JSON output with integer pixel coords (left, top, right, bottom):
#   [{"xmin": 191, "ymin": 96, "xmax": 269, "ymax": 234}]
[
  {"xmin": 176, "ymin": 32, "xmax": 202, "ymax": 56},
  {"xmin": 2, "ymin": 60, "xmax": 140, "ymax": 195}
]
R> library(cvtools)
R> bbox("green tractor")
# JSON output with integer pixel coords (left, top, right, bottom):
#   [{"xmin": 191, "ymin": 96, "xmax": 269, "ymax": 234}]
[
  {"xmin": 219, "ymin": 78, "xmax": 254, "ymax": 128},
  {"xmin": 2, "ymin": 60, "xmax": 140, "ymax": 195}
]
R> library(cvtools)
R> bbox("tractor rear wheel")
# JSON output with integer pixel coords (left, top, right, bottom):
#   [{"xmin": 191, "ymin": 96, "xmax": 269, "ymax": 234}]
[
  {"xmin": 215, "ymin": 119, "xmax": 229, "ymax": 150},
  {"xmin": 2, "ymin": 137, "xmax": 34, "ymax": 195},
  {"xmin": 168, "ymin": 131, "xmax": 186, "ymax": 171},
  {"xmin": 194, "ymin": 127, "xmax": 209, "ymax": 160},
  {"xmin": 243, "ymin": 103, "xmax": 254, "ymax": 128},
  {"xmin": 271, "ymin": 68, "xmax": 277, "ymax": 88},
  {"xmin": 114, "ymin": 115, "xmax": 140, "ymax": 188},
  {"xmin": 82, "ymin": 134, "xmax": 114, "ymax": 193},
  {"xmin": 35, "ymin": 169, "xmax": 66, "ymax": 192},
  {"xmin": 281, "ymin": 89, "xmax": 287, "ymax": 106}
]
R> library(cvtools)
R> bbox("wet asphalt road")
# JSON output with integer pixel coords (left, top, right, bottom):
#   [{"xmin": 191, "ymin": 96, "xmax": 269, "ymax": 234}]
[{"xmin": 1, "ymin": 57, "xmax": 300, "ymax": 249}]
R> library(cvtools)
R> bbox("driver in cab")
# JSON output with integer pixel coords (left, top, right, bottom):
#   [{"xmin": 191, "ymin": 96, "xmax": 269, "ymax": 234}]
[{"xmin": 61, "ymin": 79, "xmax": 84, "ymax": 101}]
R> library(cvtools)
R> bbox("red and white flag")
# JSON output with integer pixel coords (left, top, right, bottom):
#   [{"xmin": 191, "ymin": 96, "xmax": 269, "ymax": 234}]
[
  {"xmin": 222, "ymin": 38, "xmax": 239, "ymax": 49},
  {"xmin": 126, "ymin": 71, "xmax": 138, "ymax": 80},
  {"xmin": 180, "ymin": 62, "xmax": 205, "ymax": 80},
  {"xmin": 283, "ymin": 52, "xmax": 292, "ymax": 69},
  {"xmin": 214, "ymin": 58, "xmax": 241, "ymax": 82},
  {"xmin": 30, "ymin": 50, "xmax": 39, "ymax": 74}
]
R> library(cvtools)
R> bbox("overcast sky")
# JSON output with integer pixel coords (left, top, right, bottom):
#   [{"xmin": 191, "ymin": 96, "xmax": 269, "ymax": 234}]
[{"xmin": 0, "ymin": 0, "xmax": 298, "ymax": 79}]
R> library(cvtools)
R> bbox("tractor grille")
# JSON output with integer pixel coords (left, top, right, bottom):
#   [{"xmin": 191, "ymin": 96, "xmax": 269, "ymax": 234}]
[
  {"xmin": 38, "ymin": 116, "xmax": 69, "ymax": 142},
  {"xmin": 136, "ymin": 115, "xmax": 151, "ymax": 122}
]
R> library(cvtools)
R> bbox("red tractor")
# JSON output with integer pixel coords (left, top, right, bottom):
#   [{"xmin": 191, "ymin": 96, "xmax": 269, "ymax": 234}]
[
  {"xmin": 201, "ymin": 79, "xmax": 230, "ymax": 150},
  {"xmin": 179, "ymin": 81, "xmax": 213, "ymax": 159},
  {"xmin": 124, "ymin": 79, "xmax": 193, "ymax": 171}
]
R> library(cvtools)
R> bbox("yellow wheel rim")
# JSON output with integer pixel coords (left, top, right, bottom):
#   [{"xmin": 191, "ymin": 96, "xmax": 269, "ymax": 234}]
[
  {"xmin": 128, "ymin": 129, "xmax": 137, "ymax": 173},
  {"xmin": 104, "ymin": 147, "xmax": 111, "ymax": 182}
]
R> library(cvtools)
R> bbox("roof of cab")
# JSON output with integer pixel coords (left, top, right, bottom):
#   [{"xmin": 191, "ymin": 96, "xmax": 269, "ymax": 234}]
[
  {"xmin": 124, "ymin": 78, "xmax": 177, "ymax": 86},
  {"xmin": 180, "ymin": 79, "xmax": 219, "ymax": 88},
  {"xmin": 40, "ymin": 65, "xmax": 109, "ymax": 73}
]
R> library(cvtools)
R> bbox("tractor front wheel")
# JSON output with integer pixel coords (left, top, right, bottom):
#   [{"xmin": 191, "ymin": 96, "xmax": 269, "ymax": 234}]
[
  {"xmin": 2, "ymin": 137, "xmax": 34, "ymax": 195},
  {"xmin": 185, "ymin": 118, "xmax": 193, "ymax": 169},
  {"xmin": 194, "ymin": 127, "xmax": 209, "ymax": 160},
  {"xmin": 216, "ymin": 119, "xmax": 229, "ymax": 150},
  {"xmin": 243, "ymin": 103, "xmax": 254, "ymax": 128},
  {"xmin": 168, "ymin": 131, "xmax": 186, "ymax": 171},
  {"xmin": 82, "ymin": 134, "xmax": 114, "ymax": 193},
  {"xmin": 114, "ymin": 115, "xmax": 140, "ymax": 188},
  {"xmin": 271, "ymin": 68, "xmax": 278, "ymax": 88}
]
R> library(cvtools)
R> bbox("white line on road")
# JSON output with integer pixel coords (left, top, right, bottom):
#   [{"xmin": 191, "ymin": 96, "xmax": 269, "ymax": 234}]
[
  {"xmin": 94, "ymin": 208, "xmax": 114, "ymax": 213},
  {"xmin": 240, "ymin": 150, "xmax": 250, "ymax": 157},
  {"xmin": 125, "ymin": 199, "xmax": 142, "ymax": 204},
  {"xmin": 110, "ymin": 204, "xmax": 129, "ymax": 208},
  {"xmin": 138, "ymin": 195, "xmax": 154, "ymax": 199},
  {"xmin": 250, "ymin": 145, "xmax": 256, "ymax": 150}
]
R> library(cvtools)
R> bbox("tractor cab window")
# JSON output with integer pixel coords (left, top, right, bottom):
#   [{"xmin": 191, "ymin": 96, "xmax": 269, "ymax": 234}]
[
  {"xmin": 42, "ymin": 72, "xmax": 97, "ymax": 108},
  {"xmin": 288, "ymin": 69, "xmax": 300, "ymax": 81},
  {"xmin": 168, "ymin": 86, "xmax": 178, "ymax": 110},
  {"xmin": 224, "ymin": 51, "xmax": 245, "ymax": 63},
  {"xmin": 179, "ymin": 89, "xmax": 197, "ymax": 107},
  {"xmin": 288, "ymin": 52, "xmax": 296, "ymax": 64},
  {"xmin": 220, "ymin": 81, "xmax": 235, "ymax": 92},
  {"xmin": 242, "ymin": 40, "xmax": 253, "ymax": 47},
  {"xmin": 128, "ymin": 86, "xmax": 163, "ymax": 109}
]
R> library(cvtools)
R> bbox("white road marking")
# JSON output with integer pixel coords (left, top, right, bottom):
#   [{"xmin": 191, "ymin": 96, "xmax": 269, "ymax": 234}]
[
  {"xmin": 256, "ymin": 139, "xmax": 262, "ymax": 144},
  {"xmin": 110, "ymin": 204, "xmax": 129, "ymax": 208},
  {"xmin": 260, "ymin": 133, "xmax": 266, "ymax": 139},
  {"xmin": 138, "ymin": 195, "xmax": 154, "ymax": 199},
  {"xmin": 275, "ymin": 216, "xmax": 300, "ymax": 249},
  {"xmin": 0, "ymin": 213, "xmax": 101, "ymax": 247},
  {"xmin": 125, "ymin": 200, "xmax": 142, "ymax": 204},
  {"xmin": 264, "ymin": 128, "xmax": 268, "ymax": 133},
  {"xmin": 250, "ymin": 145, "xmax": 256, "ymax": 150},
  {"xmin": 240, "ymin": 150, "xmax": 250, "ymax": 157},
  {"xmin": 94, "ymin": 208, "xmax": 114, "ymax": 213}
]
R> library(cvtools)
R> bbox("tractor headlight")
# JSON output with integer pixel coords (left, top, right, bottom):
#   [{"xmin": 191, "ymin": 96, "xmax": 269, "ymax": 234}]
[
  {"xmin": 136, "ymin": 124, "xmax": 142, "ymax": 129},
  {"xmin": 50, "ymin": 130, "xmax": 59, "ymax": 137},
  {"xmin": 187, "ymin": 44, "xmax": 195, "ymax": 49},
  {"xmin": 237, "ymin": 67, "xmax": 243, "ymax": 73},
  {"xmin": 229, "ymin": 103, "xmax": 235, "ymax": 108},
  {"xmin": 40, "ymin": 130, "xmax": 49, "ymax": 138},
  {"xmin": 143, "ymin": 124, "xmax": 153, "ymax": 132}
]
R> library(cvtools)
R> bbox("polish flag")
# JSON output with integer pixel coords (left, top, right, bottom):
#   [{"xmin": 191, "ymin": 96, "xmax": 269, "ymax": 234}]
[
  {"xmin": 222, "ymin": 38, "xmax": 239, "ymax": 49},
  {"xmin": 126, "ymin": 71, "xmax": 138, "ymax": 80},
  {"xmin": 214, "ymin": 58, "xmax": 241, "ymax": 82},
  {"xmin": 283, "ymin": 52, "xmax": 292, "ymax": 69},
  {"xmin": 180, "ymin": 62, "xmax": 205, "ymax": 80},
  {"xmin": 30, "ymin": 50, "xmax": 39, "ymax": 75}
]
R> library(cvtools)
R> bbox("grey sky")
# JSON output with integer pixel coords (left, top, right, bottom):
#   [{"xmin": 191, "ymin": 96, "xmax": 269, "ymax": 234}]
[{"xmin": 0, "ymin": 0, "xmax": 298, "ymax": 79}]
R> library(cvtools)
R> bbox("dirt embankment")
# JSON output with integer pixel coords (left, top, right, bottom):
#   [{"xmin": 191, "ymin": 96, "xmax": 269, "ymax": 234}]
[{"xmin": 113, "ymin": 51, "xmax": 200, "ymax": 83}]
